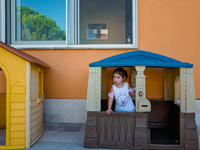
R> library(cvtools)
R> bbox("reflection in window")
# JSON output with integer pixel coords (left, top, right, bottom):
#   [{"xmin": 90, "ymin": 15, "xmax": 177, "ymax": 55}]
[
  {"xmin": 15, "ymin": 0, "xmax": 66, "ymax": 41},
  {"xmin": 78, "ymin": 0, "xmax": 133, "ymax": 44},
  {"xmin": 87, "ymin": 24, "xmax": 108, "ymax": 40}
]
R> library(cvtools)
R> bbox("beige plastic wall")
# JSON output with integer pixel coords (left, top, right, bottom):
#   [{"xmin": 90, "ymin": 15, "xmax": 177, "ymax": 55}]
[
  {"xmin": 30, "ymin": 65, "xmax": 44, "ymax": 146},
  {"xmin": 87, "ymin": 67, "xmax": 101, "ymax": 111},
  {"xmin": 135, "ymin": 66, "xmax": 151, "ymax": 112},
  {"xmin": 180, "ymin": 68, "xmax": 196, "ymax": 113}
]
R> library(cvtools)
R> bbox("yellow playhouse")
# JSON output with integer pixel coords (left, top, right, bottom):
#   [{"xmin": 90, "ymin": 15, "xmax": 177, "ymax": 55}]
[{"xmin": 0, "ymin": 41, "xmax": 49, "ymax": 149}]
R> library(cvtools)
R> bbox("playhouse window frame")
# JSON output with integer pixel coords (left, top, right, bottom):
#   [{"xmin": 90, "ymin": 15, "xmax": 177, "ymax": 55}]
[{"xmin": 1, "ymin": 0, "xmax": 138, "ymax": 49}]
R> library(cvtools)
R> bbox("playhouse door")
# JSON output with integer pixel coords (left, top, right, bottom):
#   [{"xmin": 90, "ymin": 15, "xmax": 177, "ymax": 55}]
[{"xmin": 0, "ymin": 68, "xmax": 6, "ymax": 145}]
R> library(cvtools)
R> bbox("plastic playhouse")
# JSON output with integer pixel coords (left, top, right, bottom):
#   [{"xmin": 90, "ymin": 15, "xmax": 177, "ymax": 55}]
[
  {"xmin": 84, "ymin": 50, "xmax": 199, "ymax": 149},
  {"xmin": 0, "ymin": 42, "xmax": 49, "ymax": 149}
]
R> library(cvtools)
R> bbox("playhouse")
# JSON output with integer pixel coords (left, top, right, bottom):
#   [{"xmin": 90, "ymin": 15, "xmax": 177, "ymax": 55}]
[
  {"xmin": 84, "ymin": 50, "xmax": 199, "ymax": 149},
  {"xmin": 0, "ymin": 42, "xmax": 49, "ymax": 149}
]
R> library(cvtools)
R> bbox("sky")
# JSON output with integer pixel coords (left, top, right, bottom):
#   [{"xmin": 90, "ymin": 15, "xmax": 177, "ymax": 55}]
[{"xmin": 20, "ymin": 0, "xmax": 66, "ymax": 31}]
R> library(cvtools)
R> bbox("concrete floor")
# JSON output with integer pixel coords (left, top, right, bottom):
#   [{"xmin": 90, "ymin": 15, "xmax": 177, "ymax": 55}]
[
  {"xmin": 0, "ymin": 127, "xmax": 5, "ymax": 145},
  {"xmin": 27, "ymin": 123, "xmax": 114, "ymax": 150},
  {"xmin": 0, "ymin": 123, "xmax": 200, "ymax": 150}
]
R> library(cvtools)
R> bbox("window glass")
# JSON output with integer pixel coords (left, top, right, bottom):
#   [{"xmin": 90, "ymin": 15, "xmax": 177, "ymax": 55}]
[
  {"xmin": 78, "ymin": 0, "xmax": 133, "ymax": 45},
  {"xmin": 10, "ymin": 0, "xmax": 137, "ymax": 47},
  {"xmin": 15, "ymin": 0, "xmax": 66, "ymax": 42},
  {"xmin": 0, "ymin": 1, "xmax": 2, "ymax": 42}
]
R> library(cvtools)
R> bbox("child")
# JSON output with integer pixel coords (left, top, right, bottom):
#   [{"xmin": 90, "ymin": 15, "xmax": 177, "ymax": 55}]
[{"xmin": 106, "ymin": 67, "xmax": 135, "ymax": 115}]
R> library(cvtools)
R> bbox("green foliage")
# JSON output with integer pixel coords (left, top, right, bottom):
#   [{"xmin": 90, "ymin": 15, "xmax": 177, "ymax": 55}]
[{"xmin": 16, "ymin": 5, "xmax": 66, "ymax": 41}]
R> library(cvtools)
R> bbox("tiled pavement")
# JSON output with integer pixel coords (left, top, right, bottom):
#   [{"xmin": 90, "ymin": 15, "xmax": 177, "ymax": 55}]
[
  {"xmin": 0, "ymin": 127, "xmax": 5, "ymax": 146},
  {"xmin": 27, "ymin": 123, "xmax": 115, "ymax": 150},
  {"xmin": 0, "ymin": 123, "xmax": 200, "ymax": 150}
]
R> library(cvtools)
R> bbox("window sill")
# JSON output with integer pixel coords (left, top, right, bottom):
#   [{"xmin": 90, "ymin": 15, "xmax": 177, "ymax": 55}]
[{"xmin": 11, "ymin": 44, "xmax": 138, "ymax": 50}]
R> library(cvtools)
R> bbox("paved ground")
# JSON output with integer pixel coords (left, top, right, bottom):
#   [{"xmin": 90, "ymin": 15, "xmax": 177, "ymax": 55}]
[
  {"xmin": 1, "ymin": 123, "xmax": 200, "ymax": 150},
  {"xmin": 28, "ymin": 123, "xmax": 200, "ymax": 150},
  {"xmin": 26, "ymin": 123, "xmax": 115, "ymax": 150}
]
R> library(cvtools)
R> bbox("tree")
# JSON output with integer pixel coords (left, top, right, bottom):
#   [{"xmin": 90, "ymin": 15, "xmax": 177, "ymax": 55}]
[{"xmin": 16, "ymin": 5, "xmax": 66, "ymax": 41}]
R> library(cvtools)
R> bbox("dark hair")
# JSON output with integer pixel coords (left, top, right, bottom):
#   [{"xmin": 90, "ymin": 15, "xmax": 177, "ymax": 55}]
[{"xmin": 113, "ymin": 67, "xmax": 128, "ymax": 79}]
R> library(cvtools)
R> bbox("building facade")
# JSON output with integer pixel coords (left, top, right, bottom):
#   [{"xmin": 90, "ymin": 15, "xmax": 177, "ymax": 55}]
[{"xmin": 0, "ymin": 0, "xmax": 200, "ymax": 126}]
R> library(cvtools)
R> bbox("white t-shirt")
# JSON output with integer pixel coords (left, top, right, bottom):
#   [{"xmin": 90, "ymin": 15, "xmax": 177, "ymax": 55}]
[{"xmin": 112, "ymin": 82, "xmax": 135, "ymax": 112}]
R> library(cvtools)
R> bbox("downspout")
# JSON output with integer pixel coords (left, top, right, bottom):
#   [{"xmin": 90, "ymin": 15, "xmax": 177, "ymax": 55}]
[{"xmin": 26, "ymin": 62, "xmax": 31, "ymax": 148}]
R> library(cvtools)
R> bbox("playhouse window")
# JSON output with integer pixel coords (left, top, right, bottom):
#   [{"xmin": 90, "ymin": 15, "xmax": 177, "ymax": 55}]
[{"xmin": 2, "ymin": 0, "xmax": 137, "ymax": 48}]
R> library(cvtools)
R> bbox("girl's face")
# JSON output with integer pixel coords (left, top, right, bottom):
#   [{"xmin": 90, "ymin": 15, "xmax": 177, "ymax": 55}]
[{"xmin": 113, "ymin": 73, "xmax": 125, "ymax": 85}]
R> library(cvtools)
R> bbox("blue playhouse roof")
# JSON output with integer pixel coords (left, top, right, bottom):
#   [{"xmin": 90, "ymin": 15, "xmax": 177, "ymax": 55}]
[{"xmin": 89, "ymin": 50, "xmax": 193, "ymax": 68}]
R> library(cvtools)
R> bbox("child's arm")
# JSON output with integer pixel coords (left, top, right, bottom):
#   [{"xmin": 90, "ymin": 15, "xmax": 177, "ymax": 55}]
[
  {"xmin": 106, "ymin": 87, "xmax": 114, "ymax": 115},
  {"xmin": 128, "ymin": 83, "xmax": 135, "ymax": 96}
]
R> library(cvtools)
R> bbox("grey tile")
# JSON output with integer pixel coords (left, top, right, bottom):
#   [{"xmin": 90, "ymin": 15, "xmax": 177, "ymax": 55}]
[
  {"xmin": 63, "ymin": 126, "xmax": 82, "ymax": 132},
  {"xmin": 79, "ymin": 126, "xmax": 86, "ymax": 132},
  {"xmin": 58, "ymin": 123, "xmax": 85, "ymax": 126},
  {"xmin": 54, "ymin": 126, "xmax": 65, "ymax": 131},
  {"xmin": 39, "ymin": 131, "xmax": 58, "ymax": 141},
  {"xmin": 43, "ymin": 122, "xmax": 60, "ymax": 126},
  {"xmin": 0, "ymin": 140, "xmax": 5, "ymax": 145},
  {"xmin": 59, "ymin": 142, "xmax": 85, "ymax": 150},
  {"xmin": 44, "ymin": 125, "xmax": 57, "ymax": 131},
  {"xmin": 197, "ymin": 126, "xmax": 200, "ymax": 135},
  {"xmin": 54, "ymin": 125, "xmax": 82, "ymax": 132},
  {"xmin": 27, "ymin": 141, "xmax": 63, "ymax": 150},
  {"xmin": 0, "ymin": 129, "xmax": 6, "ymax": 144},
  {"xmin": 47, "ymin": 132, "xmax": 85, "ymax": 143}
]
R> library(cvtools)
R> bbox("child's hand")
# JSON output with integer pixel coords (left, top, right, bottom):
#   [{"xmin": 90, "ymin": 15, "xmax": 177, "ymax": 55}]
[
  {"xmin": 129, "ymin": 91, "xmax": 135, "ymax": 96},
  {"xmin": 106, "ymin": 109, "xmax": 113, "ymax": 115}
]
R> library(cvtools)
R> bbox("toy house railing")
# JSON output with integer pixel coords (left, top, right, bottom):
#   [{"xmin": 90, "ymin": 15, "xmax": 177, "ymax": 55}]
[{"xmin": 84, "ymin": 112, "xmax": 149, "ymax": 149}]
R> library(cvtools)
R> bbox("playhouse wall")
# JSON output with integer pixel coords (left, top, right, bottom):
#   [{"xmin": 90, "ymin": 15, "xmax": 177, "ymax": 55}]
[
  {"xmin": 0, "ymin": 46, "xmax": 27, "ymax": 148},
  {"xmin": 30, "ymin": 65, "xmax": 44, "ymax": 145}
]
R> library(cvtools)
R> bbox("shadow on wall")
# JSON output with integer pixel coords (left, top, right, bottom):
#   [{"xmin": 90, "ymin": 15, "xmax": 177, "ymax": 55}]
[{"xmin": 0, "ymin": 68, "xmax": 6, "ymax": 146}]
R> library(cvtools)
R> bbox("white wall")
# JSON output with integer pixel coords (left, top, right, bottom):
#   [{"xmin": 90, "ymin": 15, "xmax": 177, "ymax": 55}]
[
  {"xmin": 43, "ymin": 99, "xmax": 87, "ymax": 123},
  {"xmin": 195, "ymin": 100, "xmax": 200, "ymax": 127}
]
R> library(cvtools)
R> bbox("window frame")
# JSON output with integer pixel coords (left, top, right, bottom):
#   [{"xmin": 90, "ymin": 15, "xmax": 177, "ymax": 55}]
[
  {"xmin": 9, "ymin": 0, "xmax": 138, "ymax": 49},
  {"xmin": 0, "ymin": 0, "xmax": 5, "ymax": 43}
]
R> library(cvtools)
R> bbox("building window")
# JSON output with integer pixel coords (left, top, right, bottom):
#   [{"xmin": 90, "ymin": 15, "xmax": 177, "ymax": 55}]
[
  {"xmin": 68, "ymin": 0, "xmax": 138, "ymax": 48},
  {"xmin": 6, "ymin": 0, "xmax": 137, "ymax": 48},
  {"xmin": 0, "ymin": 0, "xmax": 5, "ymax": 42},
  {"xmin": 11, "ymin": 0, "xmax": 66, "ymax": 45}
]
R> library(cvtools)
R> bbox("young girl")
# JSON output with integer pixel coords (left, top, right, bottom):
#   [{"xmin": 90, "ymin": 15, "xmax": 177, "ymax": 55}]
[{"xmin": 106, "ymin": 67, "xmax": 135, "ymax": 115}]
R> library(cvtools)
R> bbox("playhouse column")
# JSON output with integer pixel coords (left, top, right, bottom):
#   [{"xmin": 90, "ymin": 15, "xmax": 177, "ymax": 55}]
[
  {"xmin": 87, "ymin": 67, "xmax": 101, "ymax": 111},
  {"xmin": 131, "ymin": 67, "xmax": 137, "ymax": 100},
  {"xmin": 174, "ymin": 69, "xmax": 180, "ymax": 104},
  {"xmin": 101, "ymin": 67, "xmax": 107, "ymax": 99},
  {"xmin": 135, "ymin": 66, "xmax": 151, "ymax": 112},
  {"xmin": 180, "ymin": 68, "xmax": 196, "ymax": 113}
]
